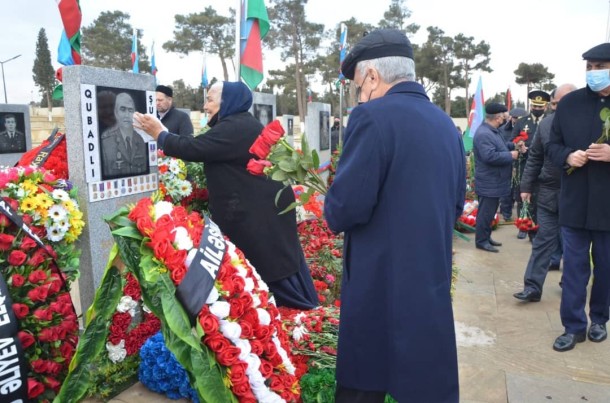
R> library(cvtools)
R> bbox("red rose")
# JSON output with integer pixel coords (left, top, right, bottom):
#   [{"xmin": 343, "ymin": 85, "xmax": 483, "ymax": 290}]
[
  {"xmin": 198, "ymin": 312, "xmax": 220, "ymax": 335},
  {"xmin": 18, "ymin": 331, "xmax": 35, "ymax": 349},
  {"xmin": 43, "ymin": 375, "xmax": 61, "ymax": 392},
  {"xmin": 230, "ymin": 362, "xmax": 248, "ymax": 383},
  {"xmin": 20, "ymin": 236, "xmax": 38, "ymax": 251},
  {"xmin": 239, "ymin": 320, "xmax": 254, "ymax": 338},
  {"xmin": 249, "ymin": 339, "xmax": 264, "ymax": 356},
  {"xmin": 216, "ymin": 345, "xmax": 241, "ymax": 366},
  {"xmin": 229, "ymin": 294, "xmax": 253, "ymax": 318},
  {"xmin": 31, "ymin": 359, "xmax": 49, "ymax": 374},
  {"xmin": 268, "ymin": 374, "xmax": 285, "ymax": 392},
  {"xmin": 27, "ymin": 286, "xmax": 49, "ymax": 302},
  {"xmin": 60, "ymin": 342, "xmax": 75, "ymax": 362},
  {"xmin": 248, "ymin": 138, "xmax": 272, "ymax": 160},
  {"xmin": 204, "ymin": 333, "xmax": 230, "ymax": 353},
  {"xmin": 261, "ymin": 120, "xmax": 285, "ymax": 144},
  {"xmin": 27, "ymin": 378, "xmax": 45, "ymax": 399},
  {"xmin": 259, "ymin": 358, "xmax": 274, "ymax": 378},
  {"xmin": 28, "ymin": 269, "xmax": 48, "ymax": 284},
  {"xmin": 0, "ymin": 233, "xmax": 15, "ymax": 251},
  {"xmin": 27, "ymin": 248, "xmax": 47, "ymax": 267},
  {"xmin": 169, "ymin": 264, "xmax": 187, "ymax": 285},
  {"xmin": 230, "ymin": 275, "xmax": 246, "ymax": 295},
  {"xmin": 124, "ymin": 273, "xmax": 142, "ymax": 300},
  {"xmin": 38, "ymin": 328, "xmax": 59, "ymax": 342},
  {"xmin": 231, "ymin": 378, "xmax": 253, "ymax": 397},
  {"xmin": 254, "ymin": 324, "xmax": 272, "ymax": 342},
  {"xmin": 246, "ymin": 159, "xmax": 272, "ymax": 176},
  {"xmin": 34, "ymin": 308, "xmax": 53, "ymax": 321},
  {"xmin": 12, "ymin": 303, "xmax": 29, "ymax": 319},
  {"xmin": 170, "ymin": 206, "xmax": 188, "ymax": 223},
  {"xmin": 10, "ymin": 274, "xmax": 25, "ymax": 287}
]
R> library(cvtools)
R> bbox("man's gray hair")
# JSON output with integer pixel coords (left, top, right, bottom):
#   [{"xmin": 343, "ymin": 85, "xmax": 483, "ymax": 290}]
[
  {"xmin": 356, "ymin": 56, "xmax": 416, "ymax": 84},
  {"xmin": 210, "ymin": 81, "xmax": 224, "ymax": 104}
]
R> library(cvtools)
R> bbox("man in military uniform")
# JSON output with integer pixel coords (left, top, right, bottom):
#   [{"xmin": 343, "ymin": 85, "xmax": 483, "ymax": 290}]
[
  {"xmin": 0, "ymin": 114, "xmax": 26, "ymax": 154},
  {"xmin": 512, "ymin": 89, "xmax": 550, "ymax": 239},
  {"xmin": 100, "ymin": 92, "xmax": 148, "ymax": 179}
]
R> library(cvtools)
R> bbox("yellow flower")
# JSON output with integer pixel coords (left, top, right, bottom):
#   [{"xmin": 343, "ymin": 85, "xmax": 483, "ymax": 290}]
[
  {"xmin": 63, "ymin": 200, "xmax": 76, "ymax": 213},
  {"xmin": 36, "ymin": 193, "xmax": 54, "ymax": 209},
  {"xmin": 20, "ymin": 196, "xmax": 40, "ymax": 212},
  {"xmin": 20, "ymin": 179, "xmax": 38, "ymax": 195}
]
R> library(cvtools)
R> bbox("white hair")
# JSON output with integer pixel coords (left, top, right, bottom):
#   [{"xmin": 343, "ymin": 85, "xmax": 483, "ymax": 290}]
[
  {"xmin": 356, "ymin": 56, "xmax": 416, "ymax": 84},
  {"xmin": 210, "ymin": 81, "xmax": 224, "ymax": 104}
]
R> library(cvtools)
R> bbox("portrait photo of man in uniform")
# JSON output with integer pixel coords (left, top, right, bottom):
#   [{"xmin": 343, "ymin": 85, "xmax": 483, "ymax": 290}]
[
  {"xmin": 253, "ymin": 104, "xmax": 273, "ymax": 126},
  {"xmin": 319, "ymin": 110, "xmax": 330, "ymax": 150},
  {"xmin": 98, "ymin": 89, "xmax": 149, "ymax": 180},
  {"xmin": 287, "ymin": 118, "xmax": 294, "ymax": 136},
  {"xmin": 0, "ymin": 113, "xmax": 26, "ymax": 154}
]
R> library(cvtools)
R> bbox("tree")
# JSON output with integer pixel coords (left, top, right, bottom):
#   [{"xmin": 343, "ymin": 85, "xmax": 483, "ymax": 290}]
[
  {"xmin": 453, "ymin": 33, "xmax": 492, "ymax": 116},
  {"xmin": 514, "ymin": 63, "xmax": 555, "ymax": 106},
  {"xmin": 163, "ymin": 7, "xmax": 235, "ymax": 81},
  {"xmin": 267, "ymin": 0, "xmax": 324, "ymax": 121},
  {"xmin": 378, "ymin": 0, "xmax": 420, "ymax": 36},
  {"xmin": 81, "ymin": 11, "xmax": 150, "ymax": 72},
  {"xmin": 32, "ymin": 28, "xmax": 57, "ymax": 112}
]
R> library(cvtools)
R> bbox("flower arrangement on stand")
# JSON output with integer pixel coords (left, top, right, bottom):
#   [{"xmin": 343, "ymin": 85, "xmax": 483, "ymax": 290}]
[
  {"xmin": 0, "ymin": 166, "xmax": 83, "ymax": 402},
  {"xmin": 60, "ymin": 194, "xmax": 300, "ymax": 402}
]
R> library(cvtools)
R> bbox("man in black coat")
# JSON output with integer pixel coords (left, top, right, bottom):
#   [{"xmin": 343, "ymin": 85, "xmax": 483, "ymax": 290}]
[
  {"xmin": 499, "ymin": 107, "xmax": 528, "ymax": 221},
  {"xmin": 473, "ymin": 103, "xmax": 519, "ymax": 252},
  {"xmin": 155, "ymin": 85, "xmax": 194, "ymax": 136},
  {"xmin": 513, "ymin": 83, "xmax": 577, "ymax": 303},
  {"xmin": 547, "ymin": 43, "xmax": 610, "ymax": 352},
  {"xmin": 135, "ymin": 81, "xmax": 318, "ymax": 310}
]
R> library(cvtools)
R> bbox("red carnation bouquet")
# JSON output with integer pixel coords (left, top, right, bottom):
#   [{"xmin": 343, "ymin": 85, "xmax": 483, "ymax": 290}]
[{"xmin": 514, "ymin": 200, "xmax": 538, "ymax": 233}]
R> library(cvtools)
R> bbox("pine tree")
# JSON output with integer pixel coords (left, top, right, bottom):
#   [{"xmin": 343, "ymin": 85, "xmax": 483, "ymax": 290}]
[{"xmin": 32, "ymin": 28, "xmax": 57, "ymax": 111}]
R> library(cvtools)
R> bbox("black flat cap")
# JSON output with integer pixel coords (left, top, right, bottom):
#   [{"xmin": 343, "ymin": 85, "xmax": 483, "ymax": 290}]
[
  {"xmin": 340, "ymin": 29, "xmax": 414, "ymax": 80},
  {"xmin": 509, "ymin": 107, "xmax": 528, "ymax": 118},
  {"xmin": 156, "ymin": 85, "xmax": 173, "ymax": 97},
  {"xmin": 528, "ymin": 90, "xmax": 550, "ymax": 106},
  {"xmin": 582, "ymin": 43, "xmax": 610, "ymax": 61},
  {"xmin": 485, "ymin": 103, "xmax": 508, "ymax": 115}
]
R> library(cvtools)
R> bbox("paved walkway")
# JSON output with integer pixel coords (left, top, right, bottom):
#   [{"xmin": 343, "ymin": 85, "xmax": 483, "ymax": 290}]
[{"xmin": 101, "ymin": 222, "xmax": 610, "ymax": 403}]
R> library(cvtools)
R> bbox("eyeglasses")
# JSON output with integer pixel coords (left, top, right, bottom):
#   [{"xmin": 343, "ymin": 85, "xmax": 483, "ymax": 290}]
[{"xmin": 355, "ymin": 74, "xmax": 369, "ymax": 101}]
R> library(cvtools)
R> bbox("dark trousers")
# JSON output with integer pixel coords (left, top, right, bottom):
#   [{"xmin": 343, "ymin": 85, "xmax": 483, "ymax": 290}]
[
  {"xmin": 523, "ymin": 206, "xmax": 560, "ymax": 293},
  {"xmin": 475, "ymin": 195, "xmax": 499, "ymax": 247},
  {"xmin": 335, "ymin": 384, "xmax": 386, "ymax": 403},
  {"xmin": 499, "ymin": 194, "xmax": 514, "ymax": 219},
  {"xmin": 550, "ymin": 232, "xmax": 563, "ymax": 266},
  {"xmin": 560, "ymin": 227, "xmax": 610, "ymax": 334}
]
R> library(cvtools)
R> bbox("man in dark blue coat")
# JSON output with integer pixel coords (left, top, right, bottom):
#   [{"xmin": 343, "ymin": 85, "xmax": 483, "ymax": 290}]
[
  {"xmin": 547, "ymin": 43, "xmax": 610, "ymax": 352},
  {"xmin": 473, "ymin": 103, "xmax": 519, "ymax": 252},
  {"xmin": 325, "ymin": 29, "xmax": 466, "ymax": 403}
]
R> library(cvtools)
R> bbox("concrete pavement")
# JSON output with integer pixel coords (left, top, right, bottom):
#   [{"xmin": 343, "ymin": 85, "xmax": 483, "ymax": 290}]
[{"xmin": 100, "ymin": 222, "xmax": 610, "ymax": 402}]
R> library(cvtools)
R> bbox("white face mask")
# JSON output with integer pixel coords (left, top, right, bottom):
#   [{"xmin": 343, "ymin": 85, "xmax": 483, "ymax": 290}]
[{"xmin": 586, "ymin": 69, "xmax": 610, "ymax": 92}]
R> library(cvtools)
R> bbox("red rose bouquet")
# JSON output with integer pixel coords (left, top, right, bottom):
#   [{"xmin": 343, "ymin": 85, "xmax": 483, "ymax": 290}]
[{"xmin": 0, "ymin": 166, "xmax": 83, "ymax": 402}]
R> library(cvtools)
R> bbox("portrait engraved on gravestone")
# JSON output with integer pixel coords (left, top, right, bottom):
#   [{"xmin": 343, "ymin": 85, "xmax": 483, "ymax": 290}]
[
  {"xmin": 0, "ymin": 112, "xmax": 26, "ymax": 154},
  {"xmin": 287, "ymin": 118, "xmax": 294, "ymax": 137},
  {"xmin": 97, "ymin": 87, "xmax": 150, "ymax": 180},
  {"xmin": 319, "ymin": 110, "xmax": 330, "ymax": 151},
  {"xmin": 253, "ymin": 103, "xmax": 273, "ymax": 126}
]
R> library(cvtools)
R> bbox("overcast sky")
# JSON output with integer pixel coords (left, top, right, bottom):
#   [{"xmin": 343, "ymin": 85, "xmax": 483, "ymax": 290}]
[{"xmin": 2, "ymin": 0, "xmax": 608, "ymax": 106}]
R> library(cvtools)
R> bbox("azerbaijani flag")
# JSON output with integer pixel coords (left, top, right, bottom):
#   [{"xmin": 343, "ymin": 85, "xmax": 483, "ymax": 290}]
[
  {"xmin": 201, "ymin": 51, "xmax": 209, "ymax": 88},
  {"xmin": 131, "ymin": 28, "xmax": 139, "ymax": 73},
  {"xmin": 151, "ymin": 41, "xmax": 158, "ymax": 77},
  {"xmin": 240, "ymin": 0, "xmax": 269, "ymax": 90},
  {"xmin": 463, "ymin": 77, "xmax": 485, "ymax": 152},
  {"xmin": 338, "ymin": 23, "xmax": 347, "ymax": 79},
  {"xmin": 56, "ymin": 0, "xmax": 81, "ymax": 66}
]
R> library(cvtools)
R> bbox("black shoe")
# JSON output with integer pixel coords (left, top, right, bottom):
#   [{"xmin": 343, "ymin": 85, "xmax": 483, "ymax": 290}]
[
  {"xmin": 548, "ymin": 264, "xmax": 560, "ymax": 271},
  {"xmin": 553, "ymin": 332, "xmax": 586, "ymax": 352},
  {"xmin": 517, "ymin": 231, "xmax": 527, "ymax": 239},
  {"xmin": 476, "ymin": 244, "xmax": 499, "ymax": 253},
  {"xmin": 489, "ymin": 239, "xmax": 502, "ymax": 247},
  {"xmin": 513, "ymin": 289, "xmax": 541, "ymax": 302},
  {"xmin": 588, "ymin": 323, "xmax": 607, "ymax": 342}
]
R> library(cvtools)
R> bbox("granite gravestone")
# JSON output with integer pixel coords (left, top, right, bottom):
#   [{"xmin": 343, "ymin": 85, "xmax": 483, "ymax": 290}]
[
  {"xmin": 280, "ymin": 115, "xmax": 295, "ymax": 147},
  {"xmin": 62, "ymin": 65, "xmax": 158, "ymax": 312},
  {"xmin": 251, "ymin": 92, "xmax": 276, "ymax": 127},
  {"xmin": 304, "ymin": 102, "xmax": 332, "ymax": 165},
  {"xmin": 0, "ymin": 104, "xmax": 32, "ymax": 167}
]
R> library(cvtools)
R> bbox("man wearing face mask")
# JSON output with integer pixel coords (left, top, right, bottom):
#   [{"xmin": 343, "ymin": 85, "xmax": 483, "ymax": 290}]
[
  {"xmin": 512, "ymin": 90, "xmax": 550, "ymax": 240},
  {"xmin": 473, "ymin": 103, "xmax": 520, "ymax": 253},
  {"xmin": 546, "ymin": 43, "xmax": 610, "ymax": 352},
  {"xmin": 324, "ymin": 29, "xmax": 465, "ymax": 402}
]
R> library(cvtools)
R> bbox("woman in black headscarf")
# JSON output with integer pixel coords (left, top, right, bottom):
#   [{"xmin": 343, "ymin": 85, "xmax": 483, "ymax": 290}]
[{"xmin": 135, "ymin": 81, "xmax": 318, "ymax": 310}]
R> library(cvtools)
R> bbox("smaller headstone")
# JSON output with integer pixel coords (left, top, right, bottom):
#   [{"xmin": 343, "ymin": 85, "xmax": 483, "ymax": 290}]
[
  {"xmin": 280, "ymin": 115, "xmax": 295, "ymax": 146},
  {"xmin": 251, "ymin": 92, "xmax": 276, "ymax": 127},
  {"xmin": 304, "ymin": 102, "xmax": 332, "ymax": 165},
  {"xmin": 0, "ymin": 104, "xmax": 32, "ymax": 167}
]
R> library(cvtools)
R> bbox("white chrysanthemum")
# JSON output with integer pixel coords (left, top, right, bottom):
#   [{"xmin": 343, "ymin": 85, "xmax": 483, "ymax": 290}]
[
  {"xmin": 205, "ymin": 286, "xmax": 219, "ymax": 304},
  {"xmin": 172, "ymin": 226, "xmax": 193, "ymax": 250},
  {"xmin": 46, "ymin": 223, "xmax": 66, "ymax": 242},
  {"xmin": 256, "ymin": 308, "xmax": 271, "ymax": 326},
  {"xmin": 234, "ymin": 338, "xmax": 252, "ymax": 361},
  {"xmin": 106, "ymin": 340, "xmax": 127, "ymax": 363},
  {"xmin": 185, "ymin": 248, "xmax": 198, "ymax": 269},
  {"xmin": 245, "ymin": 353, "xmax": 262, "ymax": 376},
  {"xmin": 273, "ymin": 336, "xmax": 296, "ymax": 375},
  {"xmin": 117, "ymin": 295, "xmax": 138, "ymax": 316},
  {"xmin": 56, "ymin": 218, "xmax": 70, "ymax": 232},
  {"xmin": 153, "ymin": 200, "xmax": 174, "ymax": 219},
  {"xmin": 220, "ymin": 319, "xmax": 242, "ymax": 342},
  {"xmin": 176, "ymin": 181, "xmax": 192, "ymax": 197},
  {"xmin": 292, "ymin": 325, "xmax": 308, "ymax": 342},
  {"xmin": 209, "ymin": 300, "xmax": 230, "ymax": 319},
  {"xmin": 244, "ymin": 277, "xmax": 255, "ymax": 293},
  {"xmin": 251, "ymin": 293, "xmax": 261, "ymax": 308},
  {"xmin": 168, "ymin": 159, "xmax": 181, "ymax": 174},
  {"xmin": 52, "ymin": 189, "xmax": 70, "ymax": 201}
]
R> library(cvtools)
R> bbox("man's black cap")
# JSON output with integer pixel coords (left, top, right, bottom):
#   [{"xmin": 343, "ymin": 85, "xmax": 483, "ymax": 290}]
[
  {"xmin": 509, "ymin": 107, "xmax": 528, "ymax": 118},
  {"xmin": 156, "ymin": 85, "xmax": 173, "ymax": 97},
  {"xmin": 340, "ymin": 29, "xmax": 414, "ymax": 80},
  {"xmin": 582, "ymin": 43, "xmax": 610, "ymax": 61},
  {"xmin": 528, "ymin": 90, "xmax": 550, "ymax": 106},
  {"xmin": 485, "ymin": 102, "xmax": 508, "ymax": 115}
]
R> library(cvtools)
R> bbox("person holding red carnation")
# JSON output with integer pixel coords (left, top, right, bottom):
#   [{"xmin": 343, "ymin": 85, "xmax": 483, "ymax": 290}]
[{"xmin": 134, "ymin": 81, "xmax": 318, "ymax": 310}]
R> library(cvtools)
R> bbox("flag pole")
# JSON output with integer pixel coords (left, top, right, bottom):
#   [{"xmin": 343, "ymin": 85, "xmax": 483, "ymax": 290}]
[
  {"xmin": 338, "ymin": 83, "xmax": 344, "ymax": 146},
  {"xmin": 235, "ymin": 0, "xmax": 242, "ymax": 81}
]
